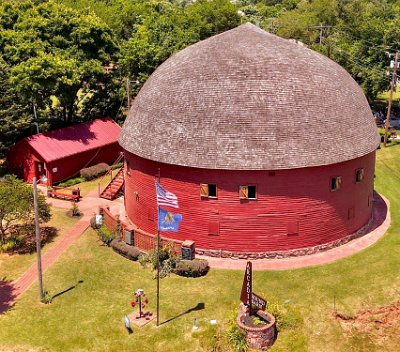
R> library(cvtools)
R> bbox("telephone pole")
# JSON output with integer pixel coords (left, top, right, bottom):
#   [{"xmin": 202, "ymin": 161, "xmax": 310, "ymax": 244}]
[
  {"xmin": 384, "ymin": 51, "xmax": 399, "ymax": 147},
  {"xmin": 311, "ymin": 24, "xmax": 332, "ymax": 45},
  {"xmin": 126, "ymin": 77, "xmax": 131, "ymax": 111},
  {"xmin": 33, "ymin": 177, "xmax": 44, "ymax": 301}
]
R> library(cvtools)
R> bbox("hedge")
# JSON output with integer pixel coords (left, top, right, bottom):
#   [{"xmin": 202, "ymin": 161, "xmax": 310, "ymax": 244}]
[
  {"xmin": 80, "ymin": 163, "xmax": 109, "ymax": 180},
  {"xmin": 111, "ymin": 239, "xmax": 142, "ymax": 261},
  {"xmin": 174, "ymin": 259, "xmax": 209, "ymax": 277}
]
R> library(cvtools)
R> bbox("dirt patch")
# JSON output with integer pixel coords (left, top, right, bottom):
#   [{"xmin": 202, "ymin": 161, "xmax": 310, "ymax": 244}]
[{"xmin": 334, "ymin": 301, "xmax": 400, "ymax": 347}]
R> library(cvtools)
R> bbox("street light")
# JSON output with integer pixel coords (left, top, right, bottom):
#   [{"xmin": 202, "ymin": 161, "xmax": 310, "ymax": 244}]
[{"xmin": 33, "ymin": 176, "xmax": 46, "ymax": 301}]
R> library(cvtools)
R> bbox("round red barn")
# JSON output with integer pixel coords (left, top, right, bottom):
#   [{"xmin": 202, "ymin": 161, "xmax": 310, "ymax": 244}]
[{"xmin": 119, "ymin": 23, "xmax": 380, "ymax": 256}]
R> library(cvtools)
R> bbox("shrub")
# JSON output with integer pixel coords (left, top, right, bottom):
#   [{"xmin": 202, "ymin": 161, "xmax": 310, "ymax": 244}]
[
  {"xmin": 80, "ymin": 163, "xmax": 109, "ymax": 180},
  {"xmin": 111, "ymin": 162, "xmax": 123, "ymax": 170},
  {"xmin": 175, "ymin": 259, "xmax": 209, "ymax": 277},
  {"xmin": 97, "ymin": 225, "xmax": 118, "ymax": 246},
  {"xmin": 57, "ymin": 177, "xmax": 85, "ymax": 187},
  {"xmin": 227, "ymin": 322, "xmax": 248, "ymax": 352},
  {"xmin": 71, "ymin": 203, "xmax": 82, "ymax": 217},
  {"xmin": 111, "ymin": 239, "xmax": 142, "ymax": 261},
  {"xmin": 41, "ymin": 290, "xmax": 52, "ymax": 304},
  {"xmin": 139, "ymin": 242, "xmax": 180, "ymax": 278},
  {"xmin": 0, "ymin": 236, "xmax": 25, "ymax": 253}
]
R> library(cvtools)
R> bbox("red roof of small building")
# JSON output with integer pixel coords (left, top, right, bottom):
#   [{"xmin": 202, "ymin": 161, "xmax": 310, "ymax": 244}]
[{"xmin": 25, "ymin": 118, "xmax": 121, "ymax": 163}]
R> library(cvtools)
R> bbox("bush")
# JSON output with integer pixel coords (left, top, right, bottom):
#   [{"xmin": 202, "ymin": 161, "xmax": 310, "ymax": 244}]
[
  {"xmin": 175, "ymin": 258, "xmax": 209, "ymax": 277},
  {"xmin": 139, "ymin": 242, "xmax": 180, "ymax": 278},
  {"xmin": 111, "ymin": 239, "xmax": 142, "ymax": 261},
  {"xmin": 0, "ymin": 236, "xmax": 25, "ymax": 253},
  {"xmin": 80, "ymin": 163, "xmax": 109, "ymax": 180},
  {"xmin": 57, "ymin": 177, "xmax": 85, "ymax": 187},
  {"xmin": 227, "ymin": 321, "xmax": 248, "ymax": 352},
  {"xmin": 71, "ymin": 203, "xmax": 82, "ymax": 217},
  {"xmin": 97, "ymin": 225, "xmax": 118, "ymax": 246},
  {"xmin": 111, "ymin": 162, "xmax": 123, "ymax": 170}
]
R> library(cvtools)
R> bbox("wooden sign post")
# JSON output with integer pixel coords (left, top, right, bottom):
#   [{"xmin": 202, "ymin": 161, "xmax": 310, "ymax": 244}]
[
  {"xmin": 240, "ymin": 261, "xmax": 267, "ymax": 316},
  {"xmin": 240, "ymin": 261, "xmax": 253, "ymax": 315}
]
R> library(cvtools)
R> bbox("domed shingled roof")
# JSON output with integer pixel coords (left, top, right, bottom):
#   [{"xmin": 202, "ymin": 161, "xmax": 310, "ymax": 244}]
[{"xmin": 119, "ymin": 23, "xmax": 380, "ymax": 170}]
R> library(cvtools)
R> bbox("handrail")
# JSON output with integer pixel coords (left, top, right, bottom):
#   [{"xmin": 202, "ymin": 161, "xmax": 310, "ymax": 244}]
[{"xmin": 98, "ymin": 152, "xmax": 124, "ymax": 196}]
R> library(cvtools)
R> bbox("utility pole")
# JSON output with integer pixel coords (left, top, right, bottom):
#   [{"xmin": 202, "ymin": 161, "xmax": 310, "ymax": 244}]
[
  {"xmin": 312, "ymin": 23, "xmax": 332, "ymax": 45},
  {"xmin": 33, "ymin": 177, "xmax": 44, "ymax": 302},
  {"xmin": 32, "ymin": 103, "xmax": 40, "ymax": 134},
  {"xmin": 384, "ymin": 51, "xmax": 399, "ymax": 147},
  {"xmin": 126, "ymin": 77, "xmax": 131, "ymax": 111}
]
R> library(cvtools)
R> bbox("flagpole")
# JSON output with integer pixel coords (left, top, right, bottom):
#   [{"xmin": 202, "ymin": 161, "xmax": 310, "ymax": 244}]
[{"xmin": 156, "ymin": 168, "xmax": 161, "ymax": 327}]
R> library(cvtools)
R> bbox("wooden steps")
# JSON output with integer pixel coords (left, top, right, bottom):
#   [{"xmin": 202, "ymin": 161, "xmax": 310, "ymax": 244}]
[{"xmin": 100, "ymin": 168, "xmax": 124, "ymax": 200}]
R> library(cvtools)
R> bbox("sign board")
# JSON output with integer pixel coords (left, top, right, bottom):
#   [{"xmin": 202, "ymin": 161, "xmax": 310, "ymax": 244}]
[
  {"xmin": 252, "ymin": 292, "xmax": 267, "ymax": 311},
  {"xmin": 240, "ymin": 261, "xmax": 252, "ymax": 307},
  {"xmin": 95, "ymin": 215, "xmax": 103, "ymax": 226}
]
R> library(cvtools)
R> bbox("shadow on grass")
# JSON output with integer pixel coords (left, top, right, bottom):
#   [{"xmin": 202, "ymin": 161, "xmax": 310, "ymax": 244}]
[
  {"xmin": 51, "ymin": 280, "xmax": 84, "ymax": 301},
  {"xmin": 161, "ymin": 302, "xmax": 205, "ymax": 325},
  {"xmin": 0, "ymin": 277, "xmax": 16, "ymax": 314},
  {"xmin": 7, "ymin": 226, "xmax": 59, "ymax": 255}
]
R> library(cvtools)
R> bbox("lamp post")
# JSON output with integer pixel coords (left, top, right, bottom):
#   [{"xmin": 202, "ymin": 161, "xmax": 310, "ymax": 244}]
[{"xmin": 33, "ymin": 177, "xmax": 45, "ymax": 301}]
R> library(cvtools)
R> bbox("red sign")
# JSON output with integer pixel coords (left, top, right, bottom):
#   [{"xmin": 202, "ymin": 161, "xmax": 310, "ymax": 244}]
[{"xmin": 240, "ymin": 261, "xmax": 252, "ymax": 307}]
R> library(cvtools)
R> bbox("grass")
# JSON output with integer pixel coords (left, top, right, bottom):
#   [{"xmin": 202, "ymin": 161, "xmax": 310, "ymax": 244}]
[
  {"xmin": 0, "ymin": 207, "xmax": 79, "ymax": 281},
  {"xmin": 1, "ymin": 144, "xmax": 400, "ymax": 351},
  {"xmin": 57, "ymin": 167, "xmax": 121, "ymax": 197}
]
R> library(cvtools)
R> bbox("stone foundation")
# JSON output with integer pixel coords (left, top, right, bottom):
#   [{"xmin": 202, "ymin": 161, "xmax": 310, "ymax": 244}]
[{"xmin": 196, "ymin": 216, "xmax": 373, "ymax": 260}]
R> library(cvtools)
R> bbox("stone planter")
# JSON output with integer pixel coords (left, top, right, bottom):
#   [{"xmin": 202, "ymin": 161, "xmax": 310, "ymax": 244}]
[{"xmin": 236, "ymin": 310, "xmax": 276, "ymax": 351}]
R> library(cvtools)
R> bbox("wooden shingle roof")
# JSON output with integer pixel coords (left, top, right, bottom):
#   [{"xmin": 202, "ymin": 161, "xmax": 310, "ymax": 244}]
[{"xmin": 119, "ymin": 23, "xmax": 380, "ymax": 170}]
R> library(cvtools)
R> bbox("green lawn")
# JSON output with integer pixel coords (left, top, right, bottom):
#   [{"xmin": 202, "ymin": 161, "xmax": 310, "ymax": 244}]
[
  {"xmin": 0, "ymin": 208, "xmax": 79, "ymax": 281},
  {"xmin": 60, "ymin": 167, "xmax": 121, "ymax": 197},
  {"xmin": 0, "ymin": 145, "xmax": 400, "ymax": 351}
]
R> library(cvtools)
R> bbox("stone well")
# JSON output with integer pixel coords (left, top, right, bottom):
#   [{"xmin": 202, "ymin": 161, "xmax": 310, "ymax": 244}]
[{"xmin": 236, "ymin": 309, "xmax": 276, "ymax": 351}]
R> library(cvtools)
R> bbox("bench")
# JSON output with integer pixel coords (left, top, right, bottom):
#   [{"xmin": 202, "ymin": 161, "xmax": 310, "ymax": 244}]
[{"xmin": 48, "ymin": 188, "xmax": 80, "ymax": 202}]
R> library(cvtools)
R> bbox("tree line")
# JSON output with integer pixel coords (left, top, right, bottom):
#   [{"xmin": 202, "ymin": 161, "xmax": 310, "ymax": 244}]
[{"xmin": 1, "ymin": 0, "xmax": 399, "ymax": 157}]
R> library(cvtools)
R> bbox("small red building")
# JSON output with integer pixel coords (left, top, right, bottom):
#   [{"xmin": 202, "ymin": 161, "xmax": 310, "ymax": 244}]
[
  {"xmin": 8, "ymin": 118, "xmax": 121, "ymax": 185},
  {"xmin": 119, "ymin": 24, "xmax": 380, "ymax": 257}
]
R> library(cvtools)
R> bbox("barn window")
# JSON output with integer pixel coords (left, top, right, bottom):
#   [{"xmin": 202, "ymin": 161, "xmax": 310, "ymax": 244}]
[
  {"xmin": 355, "ymin": 168, "xmax": 364, "ymax": 183},
  {"xmin": 208, "ymin": 222, "xmax": 220, "ymax": 235},
  {"xmin": 239, "ymin": 185, "xmax": 256, "ymax": 199},
  {"xmin": 331, "ymin": 176, "xmax": 342, "ymax": 191},
  {"xmin": 200, "ymin": 184, "xmax": 217, "ymax": 198},
  {"xmin": 287, "ymin": 221, "xmax": 299, "ymax": 235}
]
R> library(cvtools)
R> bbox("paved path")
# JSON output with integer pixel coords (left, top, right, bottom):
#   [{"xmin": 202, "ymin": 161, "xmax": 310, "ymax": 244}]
[
  {"xmin": 0, "ymin": 187, "xmax": 120, "ymax": 312},
  {"xmin": 200, "ymin": 194, "xmax": 390, "ymax": 271}
]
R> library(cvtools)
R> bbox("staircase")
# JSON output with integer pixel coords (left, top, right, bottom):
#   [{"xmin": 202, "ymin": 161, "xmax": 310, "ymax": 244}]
[{"xmin": 100, "ymin": 167, "xmax": 124, "ymax": 200}]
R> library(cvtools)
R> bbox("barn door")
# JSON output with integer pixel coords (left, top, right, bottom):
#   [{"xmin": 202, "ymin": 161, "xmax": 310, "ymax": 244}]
[{"xmin": 35, "ymin": 161, "xmax": 44, "ymax": 179}]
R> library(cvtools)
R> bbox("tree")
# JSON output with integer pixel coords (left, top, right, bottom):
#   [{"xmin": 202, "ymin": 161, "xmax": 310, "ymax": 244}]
[
  {"xmin": 0, "ymin": 0, "xmax": 118, "ymax": 124},
  {"xmin": 0, "ymin": 56, "xmax": 34, "ymax": 157},
  {"xmin": 0, "ymin": 175, "xmax": 51, "ymax": 244}
]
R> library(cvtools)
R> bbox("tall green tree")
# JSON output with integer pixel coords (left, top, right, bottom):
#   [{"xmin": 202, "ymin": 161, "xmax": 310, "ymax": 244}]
[
  {"xmin": 0, "ymin": 175, "xmax": 51, "ymax": 244},
  {"xmin": 0, "ymin": 0, "xmax": 117, "ymax": 123}
]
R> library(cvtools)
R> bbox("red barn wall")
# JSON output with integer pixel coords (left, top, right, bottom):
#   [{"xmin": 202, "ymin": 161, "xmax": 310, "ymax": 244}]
[
  {"xmin": 124, "ymin": 151, "xmax": 375, "ymax": 253},
  {"xmin": 7, "ymin": 141, "xmax": 43, "ymax": 183},
  {"xmin": 8, "ymin": 142, "xmax": 121, "ymax": 185},
  {"xmin": 47, "ymin": 143, "xmax": 121, "ymax": 184}
]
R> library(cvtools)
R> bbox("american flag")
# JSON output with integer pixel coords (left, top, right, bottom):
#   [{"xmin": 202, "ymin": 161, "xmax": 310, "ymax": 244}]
[{"xmin": 155, "ymin": 182, "xmax": 179, "ymax": 208}]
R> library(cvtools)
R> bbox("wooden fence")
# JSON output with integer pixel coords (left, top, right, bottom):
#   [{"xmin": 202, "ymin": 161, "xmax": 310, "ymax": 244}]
[{"xmin": 100, "ymin": 206, "xmax": 183, "ymax": 253}]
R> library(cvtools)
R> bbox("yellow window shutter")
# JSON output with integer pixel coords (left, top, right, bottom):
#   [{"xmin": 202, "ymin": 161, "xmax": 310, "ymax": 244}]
[
  {"xmin": 200, "ymin": 183, "xmax": 209, "ymax": 197},
  {"xmin": 239, "ymin": 186, "xmax": 248, "ymax": 199},
  {"xmin": 336, "ymin": 176, "xmax": 342, "ymax": 189}
]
